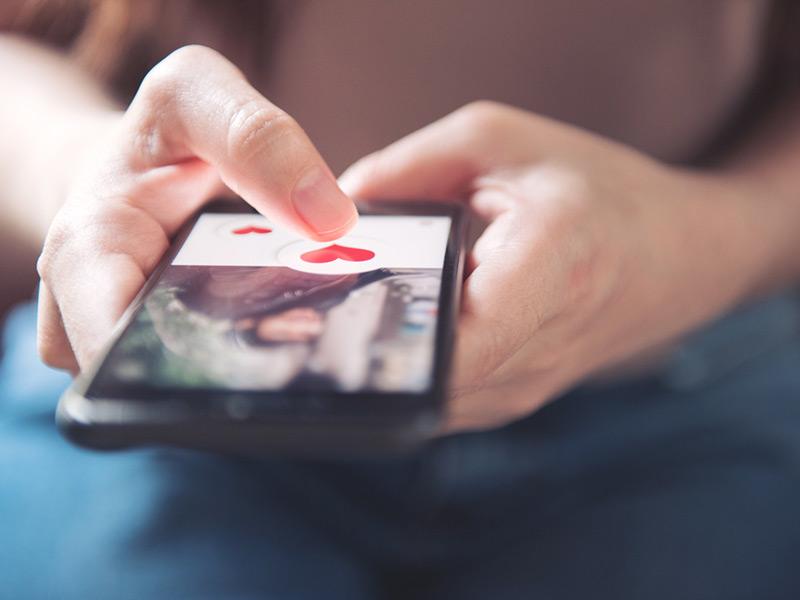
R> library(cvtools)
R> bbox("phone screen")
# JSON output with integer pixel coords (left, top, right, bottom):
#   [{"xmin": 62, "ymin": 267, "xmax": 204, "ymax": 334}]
[{"xmin": 88, "ymin": 210, "xmax": 454, "ymax": 396}]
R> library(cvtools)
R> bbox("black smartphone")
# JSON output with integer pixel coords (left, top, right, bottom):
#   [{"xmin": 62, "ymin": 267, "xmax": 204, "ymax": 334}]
[{"xmin": 57, "ymin": 199, "xmax": 466, "ymax": 456}]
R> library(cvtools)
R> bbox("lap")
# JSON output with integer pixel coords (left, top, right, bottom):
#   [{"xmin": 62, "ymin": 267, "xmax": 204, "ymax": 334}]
[
  {"xmin": 409, "ymin": 295, "xmax": 800, "ymax": 599},
  {"xmin": 2, "ymin": 296, "xmax": 800, "ymax": 599},
  {"xmin": 0, "ymin": 304, "xmax": 374, "ymax": 599}
]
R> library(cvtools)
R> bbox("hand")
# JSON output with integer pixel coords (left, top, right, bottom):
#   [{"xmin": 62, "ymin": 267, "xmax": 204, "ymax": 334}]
[
  {"xmin": 341, "ymin": 102, "xmax": 771, "ymax": 432},
  {"xmin": 37, "ymin": 45, "xmax": 357, "ymax": 372}
]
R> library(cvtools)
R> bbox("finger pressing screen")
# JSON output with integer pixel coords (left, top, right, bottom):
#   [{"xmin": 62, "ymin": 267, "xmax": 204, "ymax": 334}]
[{"xmin": 124, "ymin": 45, "xmax": 357, "ymax": 240}]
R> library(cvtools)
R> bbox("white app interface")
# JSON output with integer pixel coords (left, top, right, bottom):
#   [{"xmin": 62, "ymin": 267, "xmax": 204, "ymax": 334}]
[{"xmin": 173, "ymin": 213, "xmax": 451, "ymax": 273}]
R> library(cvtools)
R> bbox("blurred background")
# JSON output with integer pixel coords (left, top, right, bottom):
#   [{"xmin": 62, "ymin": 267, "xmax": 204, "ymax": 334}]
[{"xmin": 1, "ymin": 0, "xmax": 799, "ymax": 325}]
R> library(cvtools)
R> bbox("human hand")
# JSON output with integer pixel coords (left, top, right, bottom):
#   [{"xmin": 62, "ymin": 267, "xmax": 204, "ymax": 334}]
[
  {"xmin": 37, "ymin": 45, "xmax": 357, "ymax": 372},
  {"xmin": 341, "ymin": 102, "xmax": 770, "ymax": 432}
]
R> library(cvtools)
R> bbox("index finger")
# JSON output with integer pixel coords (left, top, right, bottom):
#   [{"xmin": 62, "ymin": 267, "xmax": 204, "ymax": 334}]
[{"xmin": 124, "ymin": 45, "xmax": 357, "ymax": 240}]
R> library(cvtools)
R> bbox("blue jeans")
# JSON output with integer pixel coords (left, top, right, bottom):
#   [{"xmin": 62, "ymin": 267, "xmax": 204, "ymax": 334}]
[{"xmin": 2, "ymin": 297, "xmax": 800, "ymax": 599}]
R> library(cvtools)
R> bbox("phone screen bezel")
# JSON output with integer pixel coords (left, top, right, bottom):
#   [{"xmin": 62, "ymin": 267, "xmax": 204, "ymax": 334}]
[{"xmin": 73, "ymin": 198, "xmax": 466, "ymax": 424}]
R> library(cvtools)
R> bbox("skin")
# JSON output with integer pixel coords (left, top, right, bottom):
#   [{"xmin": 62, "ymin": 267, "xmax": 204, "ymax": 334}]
[
  {"xmin": 3, "ymin": 35, "xmax": 800, "ymax": 432},
  {"xmin": 340, "ymin": 101, "xmax": 800, "ymax": 430},
  {"xmin": 30, "ymin": 44, "xmax": 358, "ymax": 371}
]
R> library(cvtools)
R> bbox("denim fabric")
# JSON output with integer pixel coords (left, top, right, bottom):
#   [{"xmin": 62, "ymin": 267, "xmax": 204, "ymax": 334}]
[{"xmin": 2, "ymin": 298, "xmax": 800, "ymax": 599}]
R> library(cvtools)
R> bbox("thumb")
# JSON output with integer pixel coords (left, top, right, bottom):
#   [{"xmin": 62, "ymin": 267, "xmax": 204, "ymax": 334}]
[{"xmin": 339, "ymin": 101, "xmax": 523, "ymax": 201}]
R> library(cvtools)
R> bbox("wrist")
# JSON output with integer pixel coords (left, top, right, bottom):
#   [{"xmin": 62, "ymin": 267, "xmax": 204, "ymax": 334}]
[
  {"xmin": 665, "ymin": 168, "xmax": 800, "ymax": 318},
  {"xmin": 701, "ymin": 170, "xmax": 800, "ymax": 298}
]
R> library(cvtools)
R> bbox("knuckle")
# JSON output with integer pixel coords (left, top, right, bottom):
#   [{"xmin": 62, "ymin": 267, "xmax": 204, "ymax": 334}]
[
  {"xmin": 161, "ymin": 44, "xmax": 220, "ymax": 69},
  {"xmin": 131, "ymin": 45, "xmax": 224, "ymax": 130},
  {"xmin": 141, "ymin": 45, "xmax": 219, "ymax": 98},
  {"xmin": 137, "ymin": 60, "xmax": 181, "ymax": 108},
  {"xmin": 226, "ymin": 100, "xmax": 298, "ymax": 163},
  {"xmin": 127, "ymin": 53, "xmax": 196, "ymax": 161},
  {"xmin": 454, "ymin": 100, "xmax": 512, "ymax": 135},
  {"xmin": 136, "ymin": 69, "xmax": 175, "ymax": 109}
]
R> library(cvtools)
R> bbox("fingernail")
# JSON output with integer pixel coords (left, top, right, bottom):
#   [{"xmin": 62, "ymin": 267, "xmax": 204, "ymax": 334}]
[{"xmin": 292, "ymin": 166, "xmax": 357, "ymax": 236}]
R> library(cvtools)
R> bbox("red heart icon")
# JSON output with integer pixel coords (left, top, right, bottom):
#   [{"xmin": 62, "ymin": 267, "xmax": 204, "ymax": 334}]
[
  {"xmin": 232, "ymin": 225, "xmax": 272, "ymax": 235},
  {"xmin": 300, "ymin": 244, "xmax": 375, "ymax": 264}
]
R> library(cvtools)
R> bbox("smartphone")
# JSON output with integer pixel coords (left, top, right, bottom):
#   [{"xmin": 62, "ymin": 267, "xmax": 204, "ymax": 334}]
[{"xmin": 57, "ymin": 199, "xmax": 466, "ymax": 456}]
